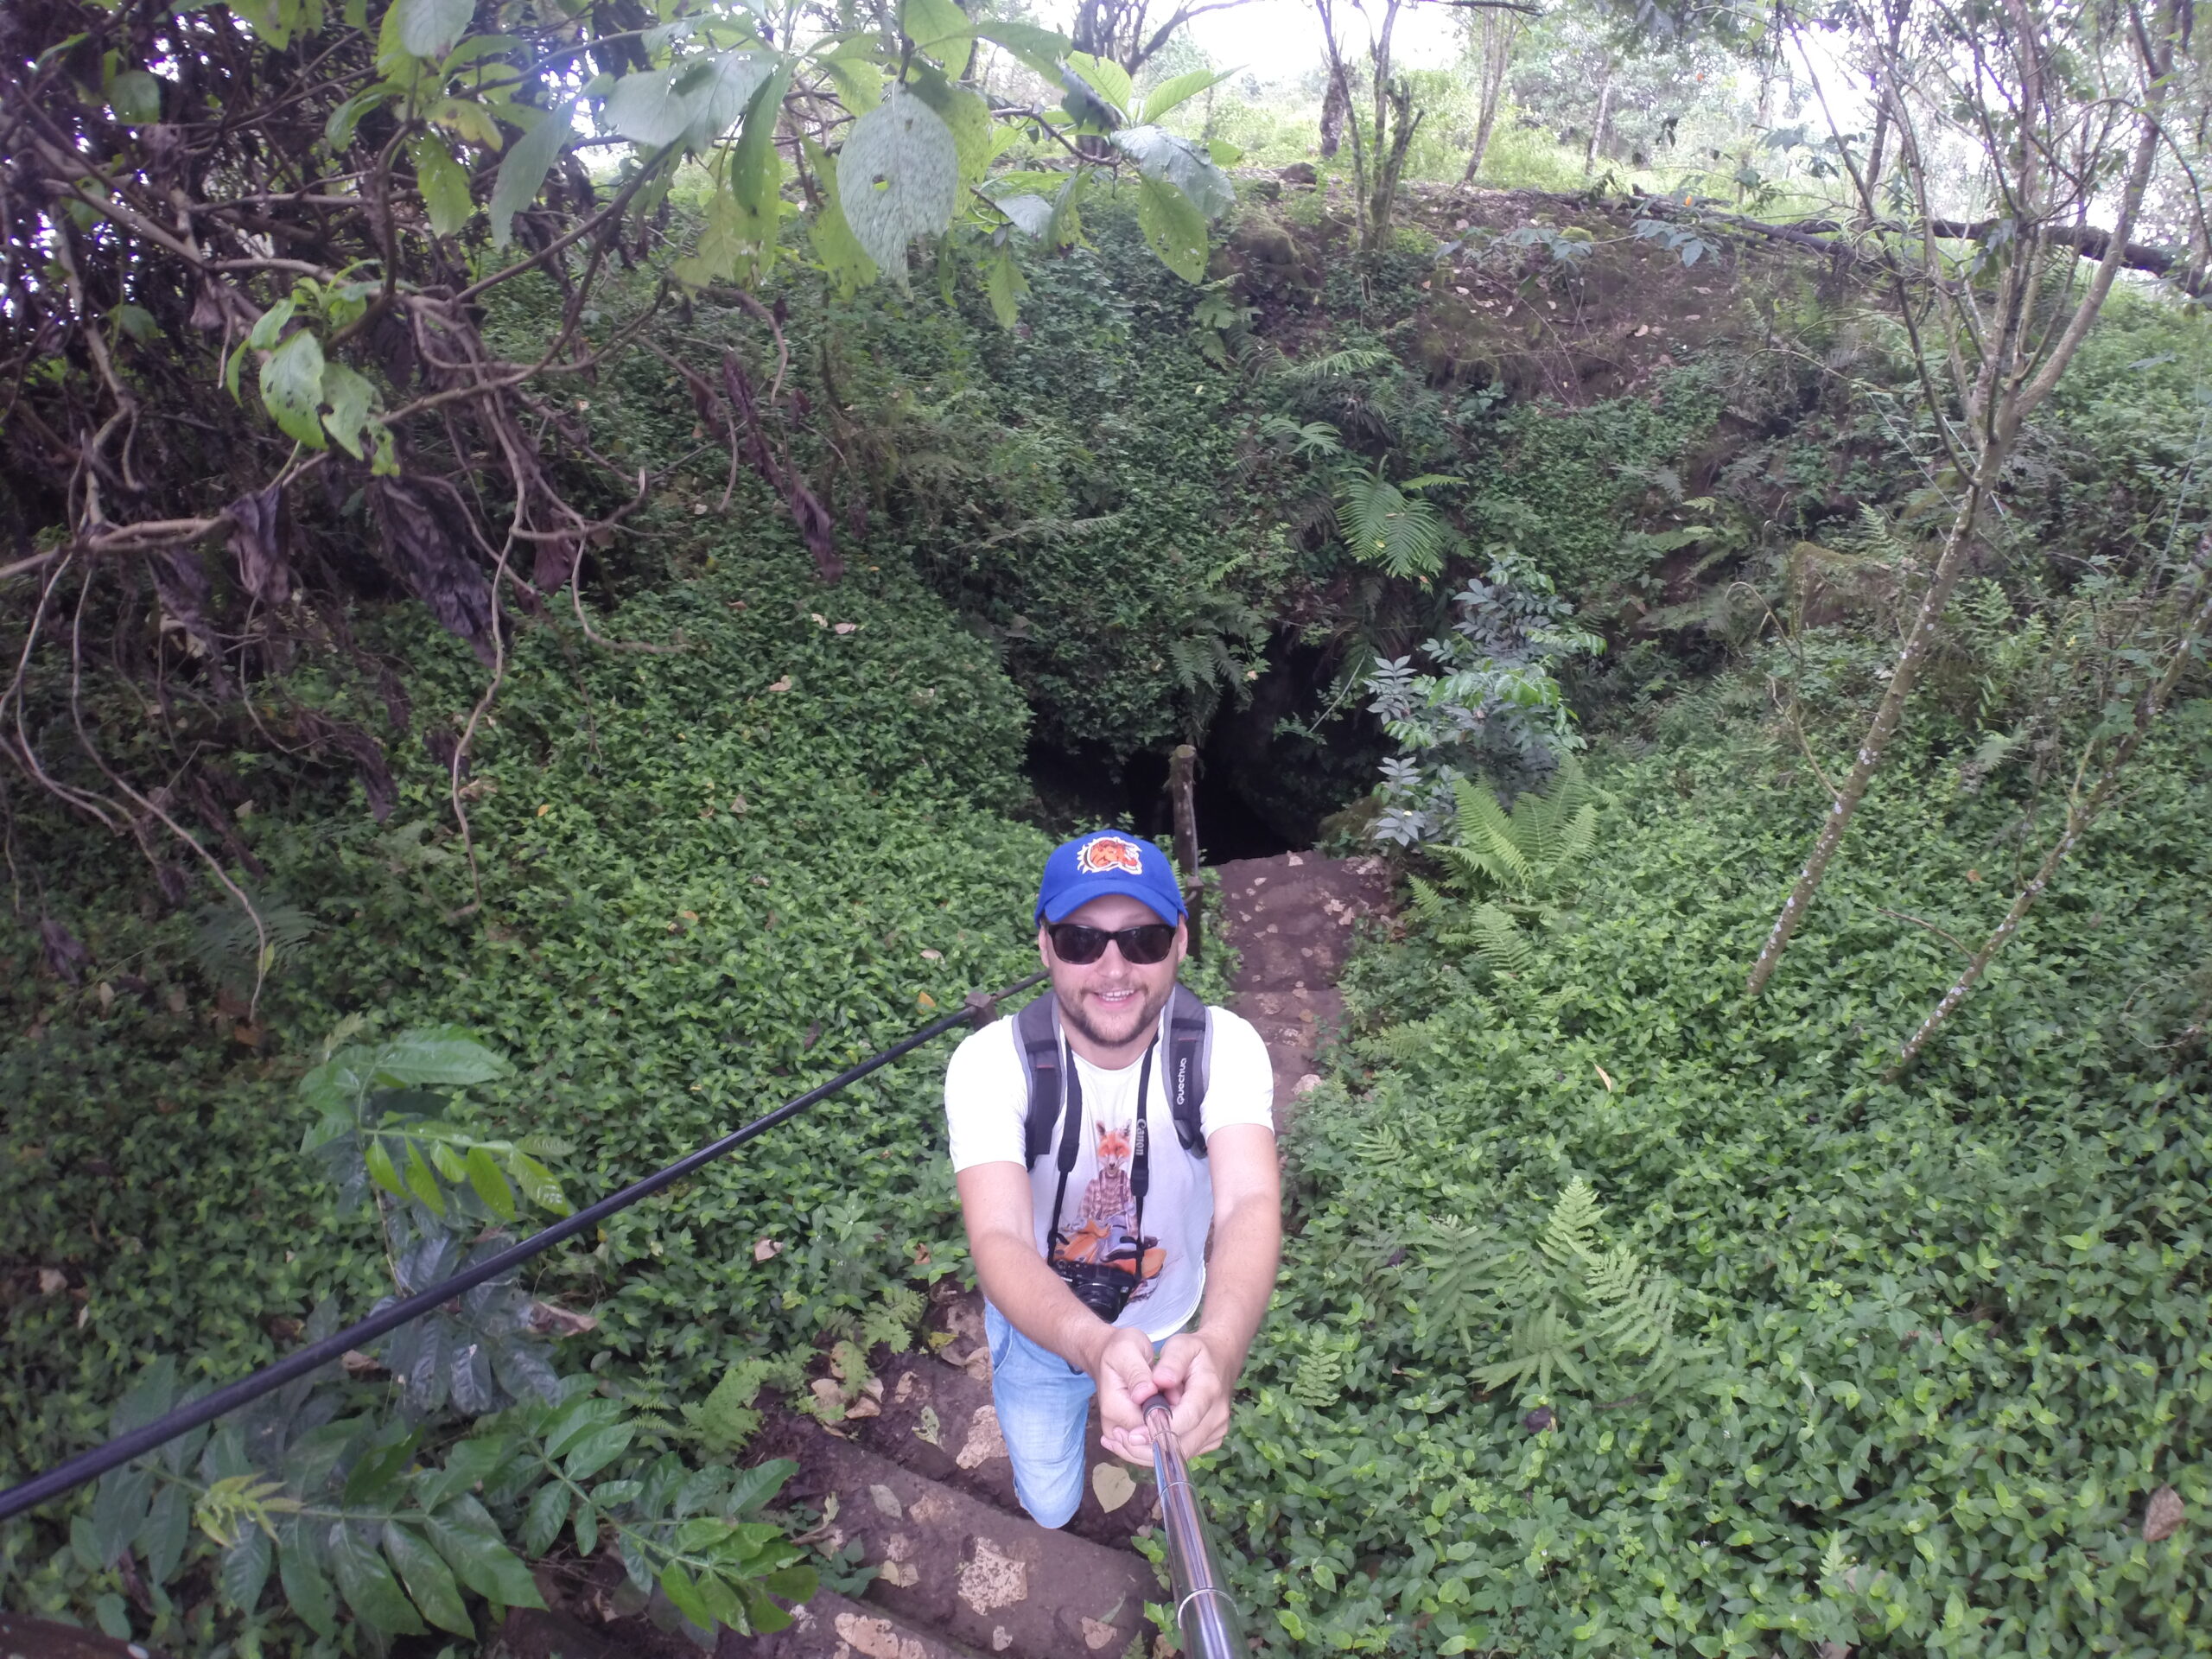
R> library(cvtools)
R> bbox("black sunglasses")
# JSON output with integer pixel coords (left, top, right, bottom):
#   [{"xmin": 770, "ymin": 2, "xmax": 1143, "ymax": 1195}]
[{"xmin": 1046, "ymin": 921, "xmax": 1178, "ymax": 966}]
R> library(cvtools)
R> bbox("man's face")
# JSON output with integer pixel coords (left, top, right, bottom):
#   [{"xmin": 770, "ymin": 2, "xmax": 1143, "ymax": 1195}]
[{"xmin": 1037, "ymin": 892, "xmax": 1187, "ymax": 1056}]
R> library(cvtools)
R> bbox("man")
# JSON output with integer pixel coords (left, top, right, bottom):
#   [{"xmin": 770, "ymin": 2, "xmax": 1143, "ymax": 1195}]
[{"xmin": 944, "ymin": 830, "xmax": 1281, "ymax": 1529}]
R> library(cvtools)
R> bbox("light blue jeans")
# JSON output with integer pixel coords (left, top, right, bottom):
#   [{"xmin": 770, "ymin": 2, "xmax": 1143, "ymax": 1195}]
[{"xmin": 983, "ymin": 1302, "xmax": 1161, "ymax": 1529}]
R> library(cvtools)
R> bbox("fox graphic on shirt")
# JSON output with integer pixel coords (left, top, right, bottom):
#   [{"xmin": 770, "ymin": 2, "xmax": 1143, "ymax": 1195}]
[{"xmin": 1048, "ymin": 1123, "xmax": 1164, "ymax": 1295}]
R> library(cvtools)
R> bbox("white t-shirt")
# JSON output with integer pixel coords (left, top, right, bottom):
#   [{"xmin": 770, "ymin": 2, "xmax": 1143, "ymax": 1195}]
[{"xmin": 944, "ymin": 1000, "xmax": 1275, "ymax": 1342}]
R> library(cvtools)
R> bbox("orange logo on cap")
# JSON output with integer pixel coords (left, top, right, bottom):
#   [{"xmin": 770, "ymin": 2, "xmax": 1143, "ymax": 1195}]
[{"xmin": 1077, "ymin": 836, "xmax": 1145, "ymax": 876}]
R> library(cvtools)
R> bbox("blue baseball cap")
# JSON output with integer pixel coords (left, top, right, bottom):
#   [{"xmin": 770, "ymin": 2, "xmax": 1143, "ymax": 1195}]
[{"xmin": 1035, "ymin": 831, "xmax": 1187, "ymax": 925}]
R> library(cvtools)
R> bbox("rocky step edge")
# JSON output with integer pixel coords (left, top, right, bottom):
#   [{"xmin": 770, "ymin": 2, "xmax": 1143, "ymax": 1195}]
[
  {"xmin": 761, "ymin": 1425, "xmax": 1158, "ymax": 1659},
  {"xmin": 837, "ymin": 1287, "xmax": 1163, "ymax": 1552},
  {"xmin": 740, "ymin": 1587, "xmax": 992, "ymax": 1659}
]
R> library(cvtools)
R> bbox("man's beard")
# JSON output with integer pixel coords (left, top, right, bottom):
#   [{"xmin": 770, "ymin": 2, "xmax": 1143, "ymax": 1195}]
[{"xmin": 1058, "ymin": 979, "xmax": 1172, "ymax": 1053}]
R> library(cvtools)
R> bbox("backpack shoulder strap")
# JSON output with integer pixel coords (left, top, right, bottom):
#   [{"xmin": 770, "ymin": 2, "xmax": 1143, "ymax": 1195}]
[
  {"xmin": 1014, "ymin": 992, "xmax": 1065, "ymax": 1170},
  {"xmin": 1164, "ymin": 982, "xmax": 1212, "ymax": 1157}
]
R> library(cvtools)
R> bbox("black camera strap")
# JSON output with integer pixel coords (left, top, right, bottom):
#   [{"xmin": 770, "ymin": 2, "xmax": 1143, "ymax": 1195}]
[{"xmin": 1044, "ymin": 1015, "xmax": 1157, "ymax": 1289}]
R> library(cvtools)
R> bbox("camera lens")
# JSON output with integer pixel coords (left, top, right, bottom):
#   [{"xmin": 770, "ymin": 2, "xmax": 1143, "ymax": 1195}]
[{"xmin": 1055, "ymin": 1259, "xmax": 1135, "ymax": 1323}]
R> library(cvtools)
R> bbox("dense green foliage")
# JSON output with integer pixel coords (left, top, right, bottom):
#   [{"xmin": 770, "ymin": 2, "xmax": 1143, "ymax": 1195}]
[
  {"xmin": 0, "ymin": 528, "xmax": 1056, "ymax": 1647},
  {"xmin": 1224, "ymin": 696, "xmax": 2210, "ymax": 1656},
  {"xmin": 8, "ymin": 101, "xmax": 2212, "ymax": 1658}
]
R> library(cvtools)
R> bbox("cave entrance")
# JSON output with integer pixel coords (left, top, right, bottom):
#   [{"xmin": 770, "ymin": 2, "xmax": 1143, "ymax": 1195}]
[{"xmin": 1021, "ymin": 639, "xmax": 1386, "ymax": 863}]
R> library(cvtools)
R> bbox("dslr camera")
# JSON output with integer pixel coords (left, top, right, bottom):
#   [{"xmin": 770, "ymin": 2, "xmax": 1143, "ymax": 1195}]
[{"xmin": 1053, "ymin": 1257, "xmax": 1136, "ymax": 1323}]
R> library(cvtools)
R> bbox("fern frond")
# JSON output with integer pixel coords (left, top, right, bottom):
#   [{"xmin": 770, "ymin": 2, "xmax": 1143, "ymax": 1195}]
[
  {"xmin": 1467, "ymin": 904, "xmax": 1533, "ymax": 974},
  {"xmin": 1474, "ymin": 1302, "xmax": 1584, "ymax": 1394},
  {"xmin": 1539, "ymin": 1178, "xmax": 1604, "ymax": 1271},
  {"xmin": 1408, "ymin": 1214, "xmax": 1504, "ymax": 1346},
  {"xmin": 1505, "ymin": 757, "xmax": 1589, "ymax": 877},
  {"xmin": 1581, "ymin": 1243, "xmax": 1643, "ymax": 1308},
  {"xmin": 1447, "ymin": 776, "xmax": 1533, "ymax": 888},
  {"xmin": 189, "ymin": 896, "xmax": 318, "ymax": 988},
  {"xmin": 1339, "ymin": 467, "xmax": 1449, "ymax": 580},
  {"xmin": 1290, "ymin": 1347, "xmax": 1344, "ymax": 1408},
  {"xmin": 1590, "ymin": 1269, "xmax": 1681, "ymax": 1361},
  {"xmin": 1352, "ymin": 1124, "xmax": 1408, "ymax": 1166},
  {"xmin": 1276, "ymin": 346, "xmax": 1395, "ymax": 386},
  {"xmin": 1407, "ymin": 874, "xmax": 1454, "ymax": 930},
  {"xmin": 1355, "ymin": 1017, "xmax": 1446, "ymax": 1065}
]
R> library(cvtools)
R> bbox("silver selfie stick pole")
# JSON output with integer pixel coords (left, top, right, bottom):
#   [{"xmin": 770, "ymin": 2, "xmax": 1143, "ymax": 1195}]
[{"xmin": 1141, "ymin": 1396, "xmax": 1250, "ymax": 1659}]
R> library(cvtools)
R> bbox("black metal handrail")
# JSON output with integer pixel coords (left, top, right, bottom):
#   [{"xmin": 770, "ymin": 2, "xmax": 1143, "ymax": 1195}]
[{"xmin": 0, "ymin": 972, "xmax": 1046, "ymax": 1525}]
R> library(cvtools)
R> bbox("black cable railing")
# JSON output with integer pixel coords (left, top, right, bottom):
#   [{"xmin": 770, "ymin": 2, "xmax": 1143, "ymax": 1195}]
[{"xmin": 0, "ymin": 971, "xmax": 1046, "ymax": 1526}]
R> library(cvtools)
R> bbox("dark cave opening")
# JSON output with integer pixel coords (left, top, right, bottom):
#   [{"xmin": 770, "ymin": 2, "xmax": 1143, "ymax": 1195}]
[{"xmin": 1022, "ymin": 639, "xmax": 1387, "ymax": 863}]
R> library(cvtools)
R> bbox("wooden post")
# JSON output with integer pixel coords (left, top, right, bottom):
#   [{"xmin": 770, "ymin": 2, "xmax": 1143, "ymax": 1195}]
[{"xmin": 1168, "ymin": 744, "xmax": 1204, "ymax": 963}]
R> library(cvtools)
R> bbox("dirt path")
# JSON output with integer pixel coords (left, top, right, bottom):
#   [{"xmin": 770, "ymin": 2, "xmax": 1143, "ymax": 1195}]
[{"xmin": 1209, "ymin": 852, "xmax": 1395, "ymax": 1119}]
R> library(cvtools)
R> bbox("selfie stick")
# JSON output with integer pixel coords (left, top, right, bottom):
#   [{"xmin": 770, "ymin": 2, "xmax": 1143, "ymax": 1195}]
[{"xmin": 1142, "ymin": 1396, "xmax": 1249, "ymax": 1659}]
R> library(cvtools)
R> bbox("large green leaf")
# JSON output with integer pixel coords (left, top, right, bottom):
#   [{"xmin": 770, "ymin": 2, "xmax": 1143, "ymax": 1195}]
[
  {"xmin": 137, "ymin": 1483, "xmax": 190, "ymax": 1586},
  {"xmin": 220, "ymin": 1527, "xmax": 273, "ymax": 1614},
  {"xmin": 394, "ymin": 0, "xmax": 473, "ymax": 60},
  {"xmin": 819, "ymin": 41, "xmax": 882, "ymax": 114},
  {"xmin": 562, "ymin": 1421, "xmax": 636, "ymax": 1481},
  {"xmin": 1141, "ymin": 67, "xmax": 1236, "ymax": 124},
  {"xmin": 521, "ymin": 1480, "xmax": 570, "ymax": 1558},
  {"xmin": 319, "ymin": 361, "xmax": 380, "ymax": 460},
  {"xmin": 1134, "ymin": 172, "xmax": 1208, "ymax": 283},
  {"xmin": 658, "ymin": 1562, "xmax": 714, "ymax": 1629},
  {"xmin": 90, "ymin": 1468, "xmax": 150, "ymax": 1571},
  {"xmin": 410, "ymin": 136, "xmax": 474, "ymax": 237},
  {"xmin": 906, "ymin": 68, "xmax": 992, "ymax": 196},
  {"xmin": 277, "ymin": 1526, "xmax": 340, "ymax": 1639},
  {"xmin": 683, "ymin": 52, "xmax": 774, "ymax": 151},
  {"xmin": 325, "ymin": 86, "xmax": 392, "ymax": 150},
  {"xmin": 506, "ymin": 1148, "xmax": 570, "ymax": 1215},
  {"xmin": 674, "ymin": 179, "xmax": 743, "ymax": 289},
  {"xmin": 992, "ymin": 193, "xmax": 1052, "ymax": 238},
  {"xmin": 1112, "ymin": 125, "xmax": 1234, "ymax": 219},
  {"xmin": 1047, "ymin": 168, "xmax": 1089, "ymax": 250},
  {"xmin": 382, "ymin": 1520, "xmax": 473, "ymax": 1637},
  {"xmin": 372, "ymin": 1028, "xmax": 512, "ymax": 1088},
  {"xmin": 489, "ymin": 99, "xmax": 574, "ymax": 250},
  {"xmin": 804, "ymin": 139, "xmax": 880, "ymax": 295},
  {"xmin": 258, "ymin": 329, "xmax": 327, "ymax": 449},
  {"xmin": 1065, "ymin": 51, "xmax": 1132, "ymax": 121},
  {"xmin": 726, "ymin": 62, "xmax": 795, "ymax": 279},
  {"xmin": 427, "ymin": 1495, "xmax": 546, "ymax": 1608},
  {"xmin": 983, "ymin": 242, "xmax": 1027, "ymax": 328},
  {"xmin": 975, "ymin": 20, "xmax": 1069, "ymax": 79},
  {"xmin": 464, "ymin": 1144, "xmax": 518, "ymax": 1220},
  {"xmin": 900, "ymin": 0, "xmax": 971, "ymax": 60},
  {"xmin": 402, "ymin": 1139, "xmax": 447, "ymax": 1216},
  {"xmin": 603, "ymin": 53, "xmax": 768, "ymax": 150},
  {"xmin": 330, "ymin": 1523, "xmax": 428, "ymax": 1637},
  {"xmin": 724, "ymin": 1457, "xmax": 798, "ymax": 1516},
  {"xmin": 836, "ymin": 89, "xmax": 959, "ymax": 288},
  {"xmin": 109, "ymin": 70, "xmax": 163, "ymax": 124}
]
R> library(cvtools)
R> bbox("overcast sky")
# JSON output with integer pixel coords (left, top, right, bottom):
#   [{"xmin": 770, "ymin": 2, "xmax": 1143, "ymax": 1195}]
[{"xmin": 1031, "ymin": 0, "xmax": 1473, "ymax": 86}]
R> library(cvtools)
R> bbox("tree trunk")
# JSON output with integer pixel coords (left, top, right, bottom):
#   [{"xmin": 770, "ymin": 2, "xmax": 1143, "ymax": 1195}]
[
  {"xmin": 1891, "ymin": 548, "xmax": 2212, "ymax": 1073},
  {"xmin": 1319, "ymin": 61, "xmax": 1349, "ymax": 157},
  {"xmin": 1747, "ymin": 0, "xmax": 2175, "ymax": 996},
  {"xmin": 1461, "ymin": 11, "xmax": 1520, "ymax": 183},
  {"xmin": 1744, "ymin": 460, "xmax": 1997, "ymax": 996},
  {"xmin": 1583, "ymin": 67, "xmax": 1611, "ymax": 175}
]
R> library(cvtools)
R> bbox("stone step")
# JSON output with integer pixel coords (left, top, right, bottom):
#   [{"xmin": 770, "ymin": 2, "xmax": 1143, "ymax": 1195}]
[
  {"xmin": 733, "ymin": 1588, "xmax": 991, "ymax": 1659},
  {"xmin": 782, "ymin": 1427, "xmax": 1159, "ymax": 1659},
  {"xmin": 846, "ymin": 1293, "xmax": 1159, "ymax": 1551}
]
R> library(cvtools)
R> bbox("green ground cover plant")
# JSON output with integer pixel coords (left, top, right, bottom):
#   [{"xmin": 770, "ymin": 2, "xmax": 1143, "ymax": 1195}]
[
  {"xmin": 1221, "ymin": 695, "xmax": 2210, "ymax": 1656},
  {"xmin": 7, "ymin": 52, "xmax": 2211, "ymax": 1650},
  {"xmin": 0, "ymin": 524, "xmax": 1060, "ymax": 1647}
]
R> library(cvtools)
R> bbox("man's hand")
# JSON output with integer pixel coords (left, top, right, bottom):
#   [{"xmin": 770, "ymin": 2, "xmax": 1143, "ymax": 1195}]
[
  {"xmin": 1146, "ymin": 1332, "xmax": 1233, "ymax": 1459},
  {"xmin": 1088, "ymin": 1325, "xmax": 1164, "ymax": 1463}
]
